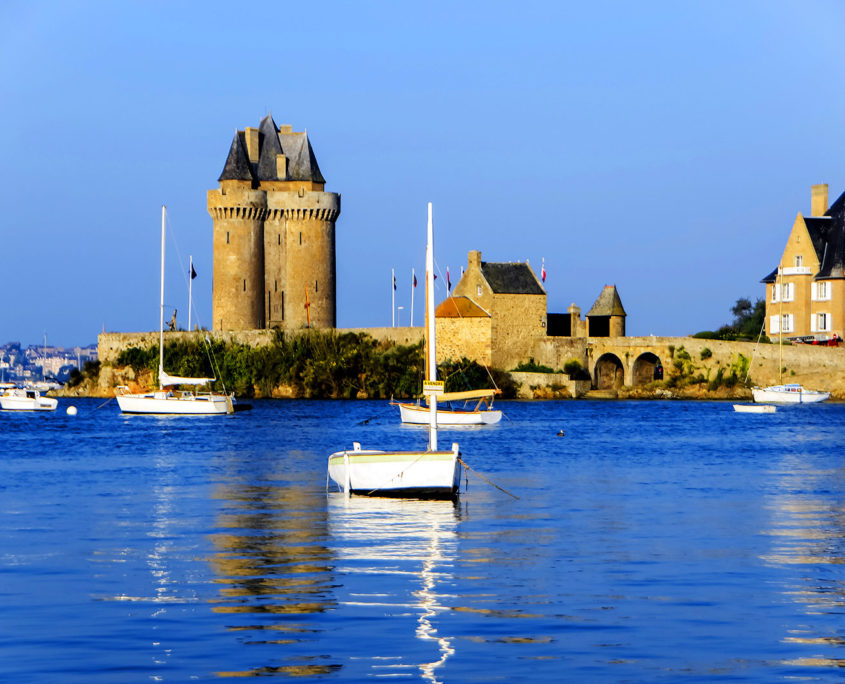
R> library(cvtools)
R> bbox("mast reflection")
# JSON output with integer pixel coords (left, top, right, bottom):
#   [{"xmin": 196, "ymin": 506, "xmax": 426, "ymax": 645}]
[
  {"xmin": 762, "ymin": 456, "xmax": 845, "ymax": 670},
  {"xmin": 327, "ymin": 495, "xmax": 461, "ymax": 683}
]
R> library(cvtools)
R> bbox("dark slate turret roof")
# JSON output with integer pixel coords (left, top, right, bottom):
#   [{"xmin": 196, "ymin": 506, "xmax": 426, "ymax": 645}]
[
  {"xmin": 587, "ymin": 285, "xmax": 626, "ymax": 317},
  {"xmin": 257, "ymin": 114, "xmax": 284, "ymax": 181},
  {"xmin": 760, "ymin": 189, "xmax": 845, "ymax": 282},
  {"xmin": 480, "ymin": 262, "xmax": 545, "ymax": 295},
  {"xmin": 218, "ymin": 131, "xmax": 255, "ymax": 182},
  {"xmin": 279, "ymin": 131, "xmax": 325, "ymax": 183}
]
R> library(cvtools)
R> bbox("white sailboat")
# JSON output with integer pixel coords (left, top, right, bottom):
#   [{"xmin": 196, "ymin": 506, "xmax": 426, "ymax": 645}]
[
  {"xmin": 751, "ymin": 267, "xmax": 829, "ymax": 405},
  {"xmin": 328, "ymin": 203, "xmax": 461, "ymax": 498},
  {"xmin": 394, "ymin": 388, "xmax": 502, "ymax": 425},
  {"xmin": 115, "ymin": 206, "xmax": 234, "ymax": 415}
]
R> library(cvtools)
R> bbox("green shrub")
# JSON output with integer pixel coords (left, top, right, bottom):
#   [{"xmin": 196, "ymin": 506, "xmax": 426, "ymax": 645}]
[
  {"xmin": 511, "ymin": 358, "xmax": 557, "ymax": 374},
  {"xmin": 700, "ymin": 347, "xmax": 712, "ymax": 360}
]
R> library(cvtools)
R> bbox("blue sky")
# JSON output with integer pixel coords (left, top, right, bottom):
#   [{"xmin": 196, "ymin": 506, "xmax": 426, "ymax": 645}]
[{"xmin": 3, "ymin": 1, "xmax": 845, "ymax": 347}]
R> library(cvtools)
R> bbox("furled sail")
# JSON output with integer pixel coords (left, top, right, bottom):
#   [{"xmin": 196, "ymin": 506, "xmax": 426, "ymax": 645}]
[{"xmin": 159, "ymin": 369, "xmax": 215, "ymax": 387}]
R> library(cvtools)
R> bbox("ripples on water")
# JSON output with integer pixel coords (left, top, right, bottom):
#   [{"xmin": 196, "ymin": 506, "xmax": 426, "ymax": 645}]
[{"xmin": 0, "ymin": 399, "xmax": 843, "ymax": 681}]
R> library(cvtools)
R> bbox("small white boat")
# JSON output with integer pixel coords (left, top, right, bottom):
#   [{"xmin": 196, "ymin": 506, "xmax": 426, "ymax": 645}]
[
  {"xmin": 394, "ymin": 389, "xmax": 502, "ymax": 425},
  {"xmin": 0, "ymin": 387, "xmax": 58, "ymax": 411},
  {"xmin": 751, "ymin": 384, "xmax": 829, "ymax": 404},
  {"xmin": 733, "ymin": 403, "xmax": 776, "ymax": 414},
  {"xmin": 115, "ymin": 206, "xmax": 234, "ymax": 415},
  {"xmin": 328, "ymin": 441, "xmax": 461, "ymax": 499},
  {"xmin": 328, "ymin": 203, "xmax": 461, "ymax": 499}
]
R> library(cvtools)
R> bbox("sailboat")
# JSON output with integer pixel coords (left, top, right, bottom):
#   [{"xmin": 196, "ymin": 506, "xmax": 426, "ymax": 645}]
[
  {"xmin": 751, "ymin": 267, "xmax": 829, "ymax": 405},
  {"xmin": 327, "ymin": 203, "xmax": 461, "ymax": 498},
  {"xmin": 393, "ymin": 388, "xmax": 502, "ymax": 425},
  {"xmin": 115, "ymin": 206, "xmax": 235, "ymax": 415}
]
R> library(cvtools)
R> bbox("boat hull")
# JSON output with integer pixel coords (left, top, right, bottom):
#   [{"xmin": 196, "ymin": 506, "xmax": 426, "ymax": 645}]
[
  {"xmin": 733, "ymin": 403, "xmax": 776, "ymax": 413},
  {"xmin": 396, "ymin": 402, "xmax": 502, "ymax": 425},
  {"xmin": 328, "ymin": 445, "xmax": 460, "ymax": 499},
  {"xmin": 0, "ymin": 391, "xmax": 57, "ymax": 411},
  {"xmin": 751, "ymin": 385, "xmax": 829, "ymax": 404},
  {"xmin": 115, "ymin": 390, "xmax": 233, "ymax": 414}
]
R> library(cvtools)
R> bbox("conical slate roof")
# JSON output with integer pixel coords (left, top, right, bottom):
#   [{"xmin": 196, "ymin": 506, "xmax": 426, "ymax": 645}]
[
  {"xmin": 279, "ymin": 131, "xmax": 325, "ymax": 184},
  {"xmin": 587, "ymin": 285, "xmax": 626, "ymax": 317},
  {"xmin": 257, "ymin": 113, "xmax": 284, "ymax": 181},
  {"xmin": 218, "ymin": 131, "xmax": 255, "ymax": 182}
]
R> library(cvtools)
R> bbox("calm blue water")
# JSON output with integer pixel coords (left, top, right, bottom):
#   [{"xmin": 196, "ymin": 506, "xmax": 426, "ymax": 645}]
[{"xmin": 1, "ymin": 399, "xmax": 844, "ymax": 682}]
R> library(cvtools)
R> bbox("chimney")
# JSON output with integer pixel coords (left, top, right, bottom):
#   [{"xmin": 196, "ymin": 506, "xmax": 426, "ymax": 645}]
[
  {"xmin": 811, "ymin": 183, "xmax": 829, "ymax": 216},
  {"xmin": 244, "ymin": 127, "xmax": 259, "ymax": 163},
  {"xmin": 276, "ymin": 154, "xmax": 287, "ymax": 179},
  {"xmin": 279, "ymin": 124, "xmax": 293, "ymax": 134},
  {"xmin": 468, "ymin": 250, "xmax": 481, "ymax": 270}
]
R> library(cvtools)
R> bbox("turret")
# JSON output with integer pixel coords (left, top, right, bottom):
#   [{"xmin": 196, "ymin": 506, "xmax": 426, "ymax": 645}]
[{"xmin": 208, "ymin": 116, "xmax": 340, "ymax": 331}]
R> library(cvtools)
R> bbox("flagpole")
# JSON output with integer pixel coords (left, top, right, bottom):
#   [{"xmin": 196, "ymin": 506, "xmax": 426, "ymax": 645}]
[
  {"xmin": 391, "ymin": 268, "xmax": 395, "ymax": 327},
  {"xmin": 410, "ymin": 267, "xmax": 415, "ymax": 327},
  {"xmin": 188, "ymin": 255, "xmax": 193, "ymax": 331}
]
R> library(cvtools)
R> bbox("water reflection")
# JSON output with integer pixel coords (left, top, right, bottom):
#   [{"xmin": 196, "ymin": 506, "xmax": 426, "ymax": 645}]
[
  {"xmin": 208, "ymin": 482, "xmax": 339, "ymax": 677},
  {"xmin": 762, "ymin": 456, "xmax": 845, "ymax": 670},
  {"xmin": 327, "ymin": 495, "xmax": 460, "ymax": 683}
]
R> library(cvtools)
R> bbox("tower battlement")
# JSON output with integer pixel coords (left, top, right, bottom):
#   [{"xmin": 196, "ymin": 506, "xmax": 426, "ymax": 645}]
[{"xmin": 207, "ymin": 115, "xmax": 340, "ymax": 331}]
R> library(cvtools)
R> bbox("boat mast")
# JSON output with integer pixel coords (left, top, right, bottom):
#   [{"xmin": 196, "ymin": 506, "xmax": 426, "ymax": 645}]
[
  {"xmin": 426, "ymin": 202, "xmax": 438, "ymax": 451},
  {"xmin": 778, "ymin": 265, "xmax": 782, "ymax": 385},
  {"xmin": 159, "ymin": 205, "xmax": 166, "ymax": 390}
]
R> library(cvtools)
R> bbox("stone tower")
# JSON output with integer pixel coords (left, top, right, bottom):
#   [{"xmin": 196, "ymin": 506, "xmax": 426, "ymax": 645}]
[{"xmin": 207, "ymin": 115, "xmax": 340, "ymax": 331}]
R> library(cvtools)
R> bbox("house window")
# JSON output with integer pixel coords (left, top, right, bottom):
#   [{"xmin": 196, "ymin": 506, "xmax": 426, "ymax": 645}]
[
  {"xmin": 771, "ymin": 284, "xmax": 779, "ymax": 303},
  {"xmin": 770, "ymin": 315, "xmax": 779, "ymax": 334},
  {"xmin": 477, "ymin": 285, "xmax": 482, "ymax": 297},
  {"xmin": 794, "ymin": 255, "xmax": 803, "ymax": 268},
  {"xmin": 781, "ymin": 313, "xmax": 793, "ymax": 333},
  {"xmin": 782, "ymin": 282, "xmax": 794, "ymax": 302},
  {"xmin": 817, "ymin": 313, "xmax": 830, "ymax": 332},
  {"xmin": 814, "ymin": 281, "xmax": 830, "ymax": 301}
]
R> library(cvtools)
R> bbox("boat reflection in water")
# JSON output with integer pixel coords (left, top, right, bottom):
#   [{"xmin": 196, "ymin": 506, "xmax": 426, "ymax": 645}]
[
  {"xmin": 327, "ymin": 494, "xmax": 460, "ymax": 683},
  {"xmin": 207, "ymin": 482, "xmax": 340, "ymax": 677},
  {"xmin": 761, "ymin": 453, "xmax": 845, "ymax": 670}
]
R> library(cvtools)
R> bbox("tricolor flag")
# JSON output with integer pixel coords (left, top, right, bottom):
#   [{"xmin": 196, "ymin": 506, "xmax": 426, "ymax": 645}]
[
  {"xmin": 446, "ymin": 267, "xmax": 451, "ymax": 292},
  {"xmin": 541, "ymin": 260, "xmax": 546, "ymax": 283}
]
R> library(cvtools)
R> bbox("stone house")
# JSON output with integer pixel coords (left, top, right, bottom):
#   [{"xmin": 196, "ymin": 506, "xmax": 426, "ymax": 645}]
[{"xmin": 761, "ymin": 184, "xmax": 845, "ymax": 341}]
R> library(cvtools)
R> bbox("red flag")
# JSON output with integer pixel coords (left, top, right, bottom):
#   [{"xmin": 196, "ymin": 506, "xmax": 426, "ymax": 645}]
[
  {"xmin": 541, "ymin": 264, "xmax": 546, "ymax": 283},
  {"xmin": 413, "ymin": 274, "xmax": 417, "ymax": 287}
]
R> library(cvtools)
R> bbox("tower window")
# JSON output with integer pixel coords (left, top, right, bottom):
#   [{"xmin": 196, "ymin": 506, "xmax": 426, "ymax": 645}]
[
  {"xmin": 281, "ymin": 291, "xmax": 285, "ymax": 320},
  {"xmin": 243, "ymin": 279, "xmax": 246, "ymax": 292},
  {"xmin": 299, "ymin": 232, "xmax": 302, "ymax": 245},
  {"xmin": 226, "ymin": 231, "xmax": 229, "ymax": 244},
  {"xmin": 278, "ymin": 234, "xmax": 281, "ymax": 245},
  {"xmin": 315, "ymin": 280, "xmax": 318, "ymax": 293},
  {"xmin": 274, "ymin": 280, "xmax": 277, "ymax": 292}
]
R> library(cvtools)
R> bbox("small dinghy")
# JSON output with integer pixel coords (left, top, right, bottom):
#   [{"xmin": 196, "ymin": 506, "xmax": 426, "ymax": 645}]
[{"xmin": 733, "ymin": 404, "xmax": 776, "ymax": 414}]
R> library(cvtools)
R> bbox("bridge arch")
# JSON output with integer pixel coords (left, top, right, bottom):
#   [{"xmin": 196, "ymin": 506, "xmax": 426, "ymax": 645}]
[
  {"xmin": 593, "ymin": 352, "xmax": 624, "ymax": 389},
  {"xmin": 632, "ymin": 352, "xmax": 662, "ymax": 386}
]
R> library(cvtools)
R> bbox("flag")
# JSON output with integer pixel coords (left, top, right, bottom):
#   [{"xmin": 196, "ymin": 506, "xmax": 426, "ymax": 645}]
[
  {"xmin": 393, "ymin": 274, "xmax": 396, "ymax": 290},
  {"xmin": 413, "ymin": 274, "xmax": 417, "ymax": 287},
  {"xmin": 541, "ymin": 263, "xmax": 546, "ymax": 283},
  {"xmin": 447, "ymin": 267, "xmax": 451, "ymax": 292},
  {"xmin": 191, "ymin": 264, "xmax": 197, "ymax": 280}
]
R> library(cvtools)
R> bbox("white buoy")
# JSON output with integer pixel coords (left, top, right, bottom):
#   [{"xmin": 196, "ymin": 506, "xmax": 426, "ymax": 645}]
[{"xmin": 66, "ymin": 406, "xmax": 78, "ymax": 416}]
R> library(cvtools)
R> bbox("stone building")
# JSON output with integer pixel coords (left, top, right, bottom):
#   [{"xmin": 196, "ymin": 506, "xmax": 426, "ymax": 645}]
[
  {"xmin": 761, "ymin": 184, "xmax": 845, "ymax": 341},
  {"xmin": 449, "ymin": 251, "xmax": 547, "ymax": 367},
  {"xmin": 207, "ymin": 115, "xmax": 340, "ymax": 331},
  {"xmin": 585, "ymin": 285, "xmax": 626, "ymax": 337}
]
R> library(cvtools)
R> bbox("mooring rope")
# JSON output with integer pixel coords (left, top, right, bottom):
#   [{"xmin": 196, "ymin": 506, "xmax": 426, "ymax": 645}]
[
  {"xmin": 457, "ymin": 457, "xmax": 518, "ymax": 499},
  {"xmin": 93, "ymin": 397, "xmax": 114, "ymax": 411}
]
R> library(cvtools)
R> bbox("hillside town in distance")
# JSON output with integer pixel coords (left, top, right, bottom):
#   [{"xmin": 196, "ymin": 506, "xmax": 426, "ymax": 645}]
[{"xmin": 0, "ymin": 340, "xmax": 98, "ymax": 389}]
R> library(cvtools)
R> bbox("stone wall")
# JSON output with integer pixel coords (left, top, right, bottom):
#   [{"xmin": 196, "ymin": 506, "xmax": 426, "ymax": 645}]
[
  {"xmin": 490, "ymin": 293, "xmax": 547, "ymax": 368},
  {"xmin": 435, "ymin": 317, "xmax": 492, "ymax": 366}
]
